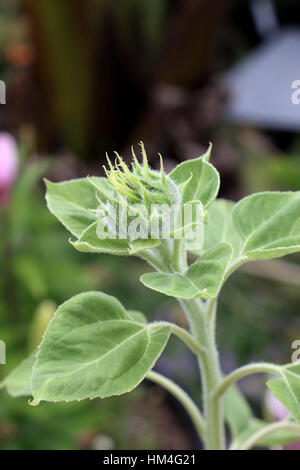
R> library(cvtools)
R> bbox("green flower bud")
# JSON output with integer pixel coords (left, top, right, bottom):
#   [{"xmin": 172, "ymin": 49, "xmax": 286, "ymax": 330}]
[
  {"xmin": 88, "ymin": 143, "xmax": 186, "ymax": 242},
  {"xmin": 99, "ymin": 142, "xmax": 181, "ymax": 209},
  {"xmin": 87, "ymin": 143, "xmax": 204, "ymax": 252}
]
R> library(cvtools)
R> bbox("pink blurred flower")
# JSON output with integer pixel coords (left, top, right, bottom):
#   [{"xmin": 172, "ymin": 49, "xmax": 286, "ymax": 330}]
[
  {"xmin": 266, "ymin": 390, "xmax": 300, "ymax": 450},
  {"xmin": 285, "ymin": 440, "xmax": 300, "ymax": 450},
  {"xmin": 266, "ymin": 390, "xmax": 289, "ymax": 421},
  {"xmin": 0, "ymin": 132, "xmax": 18, "ymax": 206}
]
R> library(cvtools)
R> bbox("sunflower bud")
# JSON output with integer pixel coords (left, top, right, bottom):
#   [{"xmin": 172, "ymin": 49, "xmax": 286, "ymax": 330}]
[
  {"xmin": 90, "ymin": 143, "xmax": 186, "ymax": 244},
  {"xmin": 103, "ymin": 143, "xmax": 181, "ymax": 207}
]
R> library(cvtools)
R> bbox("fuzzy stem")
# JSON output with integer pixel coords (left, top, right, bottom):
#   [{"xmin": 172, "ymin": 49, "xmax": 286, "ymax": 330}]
[
  {"xmin": 235, "ymin": 421, "xmax": 300, "ymax": 450},
  {"xmin": 139, "ymin": 249, "xmax": 167, "ymax": 272},
  {"xmin": 179, "ymin": 298, "xmax": 225, "ymax": 450},
  {"xmin": 152, "ymin": 321, "xmax": 206, "ymax": 358},
  {"xmin": 143, "ymin": 239, "xmax": 225, "ymax": 449},
  {"xmin": 211, "ymin": 363, "xmax": 281, "ymax": 402},
  {"xmin": 172, "ymin": 238, "xmax": 187, "ymax": 272}
]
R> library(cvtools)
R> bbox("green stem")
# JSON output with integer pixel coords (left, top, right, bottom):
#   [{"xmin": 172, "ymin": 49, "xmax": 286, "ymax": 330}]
[
  {"xmin": 212, "ymin": 363, "xmax": 281, "ymax": 401},
  {"xmin": 139, "ymin": 250, "xmax": 166, "ymax": 272},
  {"xmin": 152, "ymin": 321, "xmax": 207, "ymax": 358},
  {"xmin": 179, "ymin": 298, "xmax": 225, "ymax": 450},
  {"xmin": 143, "ymin": 241, "xmax": 225, "ymax": 449},
  {"xmin": 172, "ymin": 239, "xmax": 187, "ymax": 271},
  {"xmin": 223, "ymin": 258, "xmax": 248, "ymax": 282},
  {"xmin": 235, "ymin": 421, "xmax": 300, "ymax": 450},
  {"xmin": 142, "ymin": 241, "xmax": 174, "ymax": 273},
  {"xmin": 142, "ymin": 239, "xmax": 187, "ymax": 274},
  {"xmin": 147, "ymin": 371, "xmax": 205, "ymax": 440}
]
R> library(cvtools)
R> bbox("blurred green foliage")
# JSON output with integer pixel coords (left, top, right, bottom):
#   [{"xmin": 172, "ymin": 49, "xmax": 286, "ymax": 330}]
[{"xmin": 242, "ymin": 152, "xmax": 300, "ymax": 194}]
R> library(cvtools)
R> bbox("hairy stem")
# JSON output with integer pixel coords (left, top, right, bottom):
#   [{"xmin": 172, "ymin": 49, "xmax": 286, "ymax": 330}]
[
  {"xmin": 212, "ymin": 362, "xmax": 281, "ymax": 402},
  {"xmin": 143, "ymin": 241, "xmax": 225, "ymax": 449},
  {"xmin": 152, "ymin": 322, "xmax": 206, "ymax": 358},
  {"xmin": 172, "ymin": 238, "xmax": 187, "ymax": 271},
  {"xmin": 179, "ymin": 298, "xmax": 225, "ymax": 450},
  {"xmin": 139, "ymin": 250, "xmax": 167, "ymax": 272},
  {"xmin": 147, "ymin": 371, "xmax": 206, "ymax": 440},
  {"xmin": 235, "ymin": 421, "xmax": 300, "ymax": 450}
]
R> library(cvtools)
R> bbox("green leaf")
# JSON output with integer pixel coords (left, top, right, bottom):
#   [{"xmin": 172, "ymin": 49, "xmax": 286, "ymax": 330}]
[
  {"xmin": 224, "ymin": 385, "xmax": 252, "ymax": 437},
  {"xmin": 31, "ymin": 292, "xmax": 170, "ymax": 405},
  {"xmin": 194, "ymin": 199, "xmax": 242, "ymax": 258},
  {"xmin": 224, "ymin": 384, "xmax": 300, "ymax": 448},
  {"xmin": 170, "ymin": 146, "xmax": 220, "ymax": 207},
  {"xmin": 267, "ymin": 363, "xmax": 300, "ymax": 423},
  {"xmin": 129, "ymin": 238, "xmax": 161, "ymax": 254},
  {"xmin": 70, "ymin": 221, "xmax": 130, "ymax": 255},
  {"xmin": 254, "ymin": 419, "xmax": 300, "ymax": 446},
  {"xmin": 140, "ymin": 243, "xmax": 232, "ymax": 299},
  {"xmin": 127, "ymin": 310, "xmax": 147, "ymax": 323},
  {"xmin": 45, "ymin": 177, "xmax": 112, "ymax": 238},
  {"xmin": 233, "ymin": 418, "xmax": 300, "ymax": 448},
  {"xmin": 1, "ymin": 352, "xmax": 36, "ymax": 397},
  {"xmin": 193, "ymin": 193, "xmax": 300, "ymax": 280},
  {"xmin": 233, "ymin": 192, "xmax": 300, "ymax": 260}
]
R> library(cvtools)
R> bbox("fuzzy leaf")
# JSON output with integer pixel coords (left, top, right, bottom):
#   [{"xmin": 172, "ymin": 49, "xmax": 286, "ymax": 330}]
[
  {"xmin": 1, "ymin": 352, "xmax": 36, "ymax": 397},
  {"xmin": 170, "ymin": 146, "xmax": 220, "ymax": 207},
  {"xmin": 140, "ymin": 243, "xmax": 232, "ymax": 299},
  {"xmin": 127, "ymin": 310, "xmax": 147, "ymax": 323},
  {"xmin": 233, "ymin": 418, "xmax": 300, "ymax": 448},
  {"xmin": 224, "ymin": 385, "xmax": 252, "ymax": 437},
  {"xmin": 45, "ymin": 177, "xmax": 113, "ymax": 238},
  {"xmin": 129, "ymin": 239, "xmax": 161, "ymax": 254},
  {"xmin": 31, "ymin": 292, "xmax": 170, "ymax": 404},
  {"xmin": 70, "ymin": 221, "xmax": 130, "ymax": 255},
  {"xmin": 224, "ymin": 385, "xmax": 300, "ymax": 448},
  {"xmin": 193, "ymin": 193, "xmax": 300, "ymax": 279},
  {"xmin": 194, "ymin": 199, "xmax": 242, "ymax": 257},
  {"xmin": 267, "ymin": 363, "xmax": 300, "ymax": 423},
  {"xmin": 233, "ymin": 192, "xmax": 300, "ymax": 260}
]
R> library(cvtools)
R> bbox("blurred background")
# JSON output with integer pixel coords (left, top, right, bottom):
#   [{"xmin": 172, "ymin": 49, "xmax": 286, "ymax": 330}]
[{"xmin": 1, "ymin": 0, "xmax": 300, "ymax": 450}]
